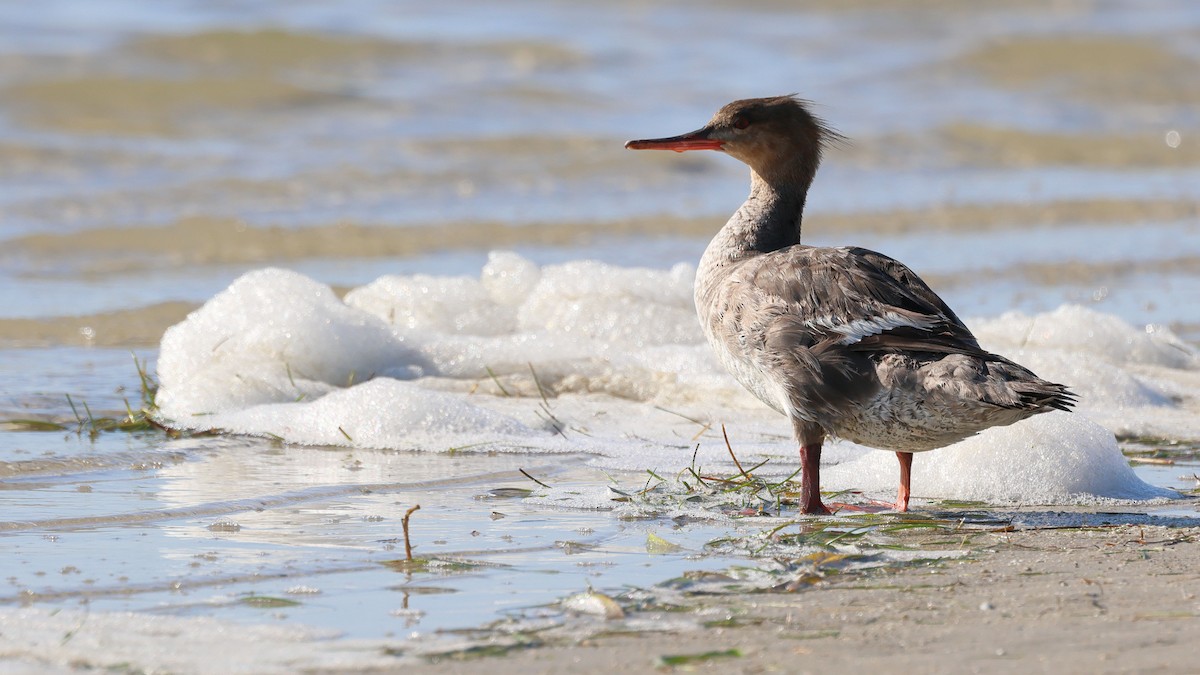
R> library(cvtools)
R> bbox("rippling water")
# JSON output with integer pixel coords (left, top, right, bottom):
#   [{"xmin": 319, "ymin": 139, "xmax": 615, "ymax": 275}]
[{"xmin": 2, "ymin": 1, "xmax": 1199, "ymax": 671}]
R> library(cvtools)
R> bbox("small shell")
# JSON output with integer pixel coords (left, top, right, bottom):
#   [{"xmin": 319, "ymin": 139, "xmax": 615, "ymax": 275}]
[{"xmin": 562, "ymin": 591, "xmax": 625, "ymax": 620}]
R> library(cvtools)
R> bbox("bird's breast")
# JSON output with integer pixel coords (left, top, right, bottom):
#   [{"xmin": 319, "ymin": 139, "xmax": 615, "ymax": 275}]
[{"xmin": 694, "ymin": 273, "xmax": 793, "ymax": 418}]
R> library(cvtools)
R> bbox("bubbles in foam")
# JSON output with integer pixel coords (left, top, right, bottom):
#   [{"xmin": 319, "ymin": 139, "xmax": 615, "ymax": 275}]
[
  {"xmin": 156, "ymin": 268, "xmax": 422, "ymax": 418},
  {"xmin": 517, "ymin": 259, "xmax": 700, "ymax": 347},
  {"xmin": 974, "ymin": 304, "xmax": 1196, "ymax": 370},
  {"xmin": 154, "ymin": 254, "xmax": 1198, "ymax": 505},
  {"xmin": 825, "ymin": 413, "xmax": 1175, "ymax": 504},
  {"xmin": 211, "ymin": 378, "xmax": 539, "ymax": 450},
  {"xmin": 346, "ymin": 274, "xmax": 516, "ymax": 336},
  {"xmin": 481, "ymin": 250, "xmax": 541, "ymax": 306},
  {"xmin": 972, "ymin": 304, "xmax": 1199, "ymax": 441}
]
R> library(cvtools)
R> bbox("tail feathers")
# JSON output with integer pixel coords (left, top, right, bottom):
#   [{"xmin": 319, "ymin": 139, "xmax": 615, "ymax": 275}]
[
  {"xmin": 923, "ymin": 353, "xmax": 1077, "ymax": 415},
  {"xmin": 1012, "ymin": 380, "xmax": 1076, "ymax": 413},
  {"xmin": 988, "ymin": 354, "xmax": 1077, "ymax": 413}
]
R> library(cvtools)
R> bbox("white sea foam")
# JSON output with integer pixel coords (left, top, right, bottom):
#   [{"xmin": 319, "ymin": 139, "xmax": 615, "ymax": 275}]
[
  {"xmin": 155, "ymin": 253, "xmax": 1199, "ymax": 505},
  {"xmin": 971, "ymin": 305, "xmax": 1200, "ymax": 441}
]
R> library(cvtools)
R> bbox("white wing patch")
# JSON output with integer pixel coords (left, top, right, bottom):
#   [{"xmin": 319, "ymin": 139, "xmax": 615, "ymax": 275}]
[{"xmin": 808, "ymin": 311, "xmax": 937, "ymax": 345}]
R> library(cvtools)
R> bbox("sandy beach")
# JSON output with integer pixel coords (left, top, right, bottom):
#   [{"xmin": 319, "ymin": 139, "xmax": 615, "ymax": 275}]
[{"xmin": 411, "ymin": 522, "xmax": 1200, "ymax": 674}]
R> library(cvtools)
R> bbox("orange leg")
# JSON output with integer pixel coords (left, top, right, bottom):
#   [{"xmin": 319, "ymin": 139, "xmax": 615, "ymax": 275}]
[
  {"xmin": 799, "ymin": 443, "xmax": 831, "ymax": 515},
  {"xmin": 894, "ymin": 451, "xmax": 913, "ymax": 512}
]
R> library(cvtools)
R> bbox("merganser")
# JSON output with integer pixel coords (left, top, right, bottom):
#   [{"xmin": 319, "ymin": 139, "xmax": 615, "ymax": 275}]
[{"xmin": 626, "ymin": 95, "xmax": 1074, "ymax": 514}]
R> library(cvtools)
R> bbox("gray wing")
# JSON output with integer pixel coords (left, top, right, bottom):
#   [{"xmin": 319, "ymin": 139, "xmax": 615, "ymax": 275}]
[
  {"xmin": 743, "ymin": 245, "xmax": 983, "ymax": 357},
  {"xmin": 727, "ymin": 246, "xmax": 1072, "ymax": 424}
]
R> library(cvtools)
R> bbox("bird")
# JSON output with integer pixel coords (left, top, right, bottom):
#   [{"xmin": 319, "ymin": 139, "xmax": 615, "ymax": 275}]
[{"xmin": 625, "ymin": 95, "xmax": 1074, "ymax": 514}]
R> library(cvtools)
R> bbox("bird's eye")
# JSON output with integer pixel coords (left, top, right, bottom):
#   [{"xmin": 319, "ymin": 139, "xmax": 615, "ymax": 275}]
[{"xmin": 732, "ymin": 115, "xmax": 750, "ymax": 130}]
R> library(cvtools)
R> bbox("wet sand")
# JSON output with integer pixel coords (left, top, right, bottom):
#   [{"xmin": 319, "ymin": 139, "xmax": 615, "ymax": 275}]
[
  {"xmin": 0, "ymin": 301, "xmax": 192, "ymax": 347},
  {"xmin": 409, "ymin": 524, "xmax": 1200, "ymax": 674},
  {"xmin": 4, "ymin": 29, "xmax": 584, "ymax": 136},
  {"xmin": 959, "ymin": 36, "xmax": 1200, "ymax": 104},
  {"xmin": 931, "ymin": 124, "xmax": 1200, "ymax": 168}
]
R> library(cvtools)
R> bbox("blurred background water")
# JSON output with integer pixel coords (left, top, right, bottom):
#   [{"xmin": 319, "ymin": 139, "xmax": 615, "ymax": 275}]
[
  {"xmin": 1, "ymin": 0, "xmax": 1198, "ymax": 332},
  {"xmin": 1, "ymin": 0, "xmax": 1198, "ymax": 668}
]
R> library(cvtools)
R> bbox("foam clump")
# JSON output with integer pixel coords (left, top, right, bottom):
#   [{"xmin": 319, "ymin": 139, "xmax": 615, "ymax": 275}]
[
  {"xmin": 156, "ymin": 268, "xmax": 423, "ymax": 419},
  {"xmin": 206, "ymin": 378, "xmax": 540, "ymax": 450},
  {"xmin": 825, "ymin": 413, "xmax": 1176, "ymax": 504},
  {"xmin": 974, "ymin": 305, "xmax": 1197, "ymax": 370},
  {"xmin": 345, "ymin": 274, "xmax": 517, "ymax": 336},
  {"xmin": 154, "ymin": 255, "xmax": 1198, "ymax": 504},
  {"xmin": 971, "ymin": 304, "xmax": 1198, "ymax": 440},
  {"xmin": 517, "ymin": 260, "xmax": 700, "ymax": 347},
  {"xmin": 481, "ymin": 250, "xmax": 541, "ymax": 306}
]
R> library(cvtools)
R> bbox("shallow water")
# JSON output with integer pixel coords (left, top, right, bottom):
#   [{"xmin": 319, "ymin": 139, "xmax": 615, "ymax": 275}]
[
  {"xmin": 2, "ymin": 0, "xmax": 1200, "ymax": 671},
  {"xmin": 3, "ymin": 439, "xmax": 739, "ymax": 642}
]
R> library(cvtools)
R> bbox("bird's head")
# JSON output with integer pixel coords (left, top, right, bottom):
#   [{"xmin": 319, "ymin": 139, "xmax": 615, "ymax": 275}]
[{"xmin": 626, "ymin": 95, "xmax": 842, "ymax": 186}]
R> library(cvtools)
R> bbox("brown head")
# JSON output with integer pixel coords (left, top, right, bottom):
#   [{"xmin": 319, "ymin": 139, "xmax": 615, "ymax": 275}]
[{"xmin": 625, "ymin": 95, "xmax": 842, "ymax": 190}]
